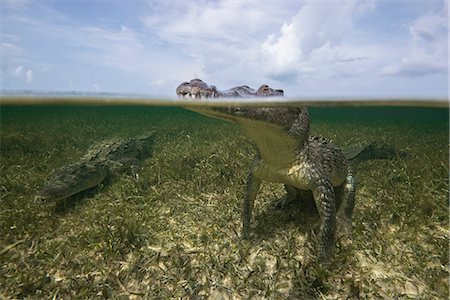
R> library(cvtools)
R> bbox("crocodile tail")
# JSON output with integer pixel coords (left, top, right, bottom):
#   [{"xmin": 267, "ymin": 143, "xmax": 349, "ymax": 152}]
[
  {"xmin": 343, "ymin": 143, "xmax": 371, "ymax": 160},
  {"xmin": 343, "ymin": 143, "xmax": 407, "ymax": 162}
]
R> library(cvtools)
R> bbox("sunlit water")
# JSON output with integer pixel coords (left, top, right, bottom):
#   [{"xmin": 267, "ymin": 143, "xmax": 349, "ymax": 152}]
[{"xmin": 0, "ymin": 95, "xmax": 448, "ymax": 298}]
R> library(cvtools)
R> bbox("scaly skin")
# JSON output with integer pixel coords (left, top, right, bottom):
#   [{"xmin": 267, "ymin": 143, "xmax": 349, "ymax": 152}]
[
  {"xmin": 36, "ymin": 132, "xmax": 155, "ymax": 202},
  {"xmin": 177, "ymin": 79, "xmax": 355, "ymax": 264},
  {"xmin": 176, "ymin": 78, "xmax": 284, "ymax": 98}
]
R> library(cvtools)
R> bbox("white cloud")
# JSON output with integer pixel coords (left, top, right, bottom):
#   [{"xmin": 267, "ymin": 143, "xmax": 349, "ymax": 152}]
[
  {"xmin": 380, "ymin": 59, "xmax": 446, "ymax": 77},
  {"xmin": 380, "ymin": 9, "xmax": 448, "ymax": 77},
  {"xmin": 12, "ymin": 66, "xmax": 24, "ymax": 78},
  {"xmin": 25, "ymin": 70, "xmax": 33, "ymax": 83},
  {"xmin": 141, "ymin": 1, "xmax": 298, "ymax": 87},
  {"xmin": 261, "ymin": 0, "xmax": 376, "ymax": 82},
  {"xmin": 74, "ymin": 25, "xmax": 204, "ymax": 91},
  {"xmin": 143, "ymin": 1, "xmax": 291, "ymax": 42},
  {"xmin": 157, "ymin": 3, "xmax": 261, "ymax": 42},
  {"xmin": 11, "ymin": 65, "xmax": 33, "ymax": 83},
  {"xmin": 25, "ymin": 69, "xmax": 33, "ymax": 82}
]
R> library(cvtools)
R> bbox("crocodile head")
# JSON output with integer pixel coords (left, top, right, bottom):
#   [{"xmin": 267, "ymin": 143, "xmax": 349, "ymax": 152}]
[
  {"xmin": 35, "ymin": 162, "xmax": 109, "ymax": 202},
  {"xmin": 176, "ymin": 79, "xmax": 218, "ymax": 98},
  {"xmin": 176, "ymin": 78, "xmax": 284, "ymax": 98},
  {"xmin": 178, "ymin": 79, "xmax": 308, "ymax": 168},
  {"xmin": 255, "ymin": 84, "xmax": 284, "ymax": 97}
]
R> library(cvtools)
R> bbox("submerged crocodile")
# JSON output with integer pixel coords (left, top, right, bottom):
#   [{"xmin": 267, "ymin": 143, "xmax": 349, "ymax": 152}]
[
  {"xmin": 177, "ymin": 79, "xmax": 355, "ymax": 263},
  {"xmin": 36, "ymin": 132, "xmax": 155, "ymax": 202}
]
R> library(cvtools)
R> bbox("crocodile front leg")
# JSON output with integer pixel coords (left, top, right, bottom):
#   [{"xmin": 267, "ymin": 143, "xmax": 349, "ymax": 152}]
[
  {"xmin": 311, "ymin": 177, "xmax": 337, "ymax": 263},
  {"xmin": 242, "ymin": 161, "xmax": 262, "ymax": 239}
]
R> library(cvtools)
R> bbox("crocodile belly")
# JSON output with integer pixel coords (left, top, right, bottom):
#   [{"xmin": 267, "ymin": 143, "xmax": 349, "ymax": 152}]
[{"xmin": 252, "ymin": 160, "xmax": 312, "ymax": 190}]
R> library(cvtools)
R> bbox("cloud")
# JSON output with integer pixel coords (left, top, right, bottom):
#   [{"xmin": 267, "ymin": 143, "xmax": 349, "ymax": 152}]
[
  {"xmin": 12, "ymin": 66, "xmax": 24, "ymax": 77},
  {"xmin": 25, "ymin": 69, "xmax": 33, "ymax": 82},
  {"xmin": 142, "ymin": 1, "xmax": 291, "ymax": 43},
  {"xmin": 380, "ymin": 59, "xmax": 446, "ymax": 77},
  {"xmin": 12, "ymin": 65, "xmax": 33, "ymax": 83},
  {"xmin": 140, "ymin": 1, "xmax": 299, "ymax": 87},
  {"xmin": 261, "ymin": 0, "xmax": 376, "ymax": 81},
  {"xmin": 380, "ymin": 8, "xmax": 448, "ymax": 77}
]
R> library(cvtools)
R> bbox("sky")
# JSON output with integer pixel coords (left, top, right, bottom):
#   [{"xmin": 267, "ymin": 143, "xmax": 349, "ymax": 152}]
[{"xmin": 1, "ymin": 0, "xmax": 448, "ymax": 98}]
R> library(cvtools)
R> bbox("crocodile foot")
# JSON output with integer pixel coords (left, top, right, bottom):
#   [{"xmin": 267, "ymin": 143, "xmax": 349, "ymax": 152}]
[
  {"xmin": 273, "ymin": 188, "xmax": 316, "ymax": 211},
  {"xmin": 272, "ymin": 194, "xmax": 296, "ymax": 209}
]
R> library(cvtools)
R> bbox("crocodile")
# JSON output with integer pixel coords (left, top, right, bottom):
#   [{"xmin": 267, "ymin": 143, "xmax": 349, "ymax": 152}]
[
  {"xmin": 176, "ymin": 78, "xmax": 284, "ymax": 98},
  {"xmin": 177, "ymin": 79, "xmax": 355, "ymax": 263},
  {"xmin": 36, "ymin": 132, "xmax": 155, "ymax": 202}
]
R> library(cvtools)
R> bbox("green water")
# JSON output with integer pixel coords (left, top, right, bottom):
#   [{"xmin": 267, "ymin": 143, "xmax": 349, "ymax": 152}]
[{"xmin": 0, "ymin": 104, "xmax": 448, "ymax": 298}]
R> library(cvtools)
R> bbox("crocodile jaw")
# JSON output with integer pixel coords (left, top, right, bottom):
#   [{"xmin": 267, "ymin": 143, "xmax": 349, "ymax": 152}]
[
  {"xmin": 36, "ymin": 163, "xmax": 109, "ymax": 202},
  {"xmin": 36, "ymin": 184, "xmax": 79, "ymax": 202},
  {"xmin": 189, "ymin": 107, "xmax": 301, "ymax": 169}
]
